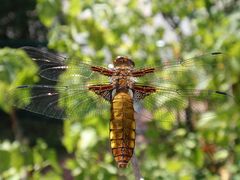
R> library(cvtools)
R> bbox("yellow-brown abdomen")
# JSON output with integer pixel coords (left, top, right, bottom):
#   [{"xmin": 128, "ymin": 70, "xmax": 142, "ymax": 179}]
[{"xmin": 110, "ymin": 92, "xmax": 135, "ymax": 168}]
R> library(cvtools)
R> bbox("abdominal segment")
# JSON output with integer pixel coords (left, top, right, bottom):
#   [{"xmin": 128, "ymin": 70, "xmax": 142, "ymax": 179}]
[{"xmin": 110, "ymin": 92, "xmax": 136, "ymax": 168}]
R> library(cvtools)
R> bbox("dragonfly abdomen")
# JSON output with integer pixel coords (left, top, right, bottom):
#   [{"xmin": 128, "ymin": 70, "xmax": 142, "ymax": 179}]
[{"xmin": 110, "ymin": 92, "xmax": 136, "ymax": 168}]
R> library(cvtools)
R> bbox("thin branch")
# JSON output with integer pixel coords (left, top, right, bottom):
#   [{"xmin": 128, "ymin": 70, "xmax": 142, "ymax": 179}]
[
  {"xmin": 131, "ymin": 152, "xmax": 144, "ymax": 180},
  {"xmin": 9, "ymin": 108, "xmax": 23, "ymax": 142}
]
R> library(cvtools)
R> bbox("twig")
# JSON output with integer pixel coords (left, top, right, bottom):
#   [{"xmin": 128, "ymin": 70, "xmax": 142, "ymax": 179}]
[
  {"xmin": 131, "ymin": 152, "xmax": 144, "ymax": 180},
  {"xmin": 9, "ymin": 108, "xmax": 23, "ymax": 142}
]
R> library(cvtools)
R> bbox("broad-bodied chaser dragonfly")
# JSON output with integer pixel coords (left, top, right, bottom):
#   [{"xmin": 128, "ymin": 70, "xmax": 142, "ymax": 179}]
[{"xmin": 13, "ymin": 47, "xmax": 230, "ymax": 168}]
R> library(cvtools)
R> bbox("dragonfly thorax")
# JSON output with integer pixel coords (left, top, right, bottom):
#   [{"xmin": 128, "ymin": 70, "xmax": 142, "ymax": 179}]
[{"xmin": 111, "ymin": 68, "xmax": 134, "ymax": 91}]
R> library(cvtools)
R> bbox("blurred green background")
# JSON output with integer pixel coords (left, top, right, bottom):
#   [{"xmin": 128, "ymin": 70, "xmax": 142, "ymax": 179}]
[{"xmin": 0, "ymin": 0, "xmax": 240, "ymax": 179}]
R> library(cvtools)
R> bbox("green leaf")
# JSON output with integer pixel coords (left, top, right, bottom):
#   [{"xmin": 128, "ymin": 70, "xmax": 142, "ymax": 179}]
[
  {"xmin": 37, "ymin": 0, "xmax": 61, "ymax": 27},
  {"xmin": 0, "ymin": 48, "xmax": 38, "ymax": 113}
]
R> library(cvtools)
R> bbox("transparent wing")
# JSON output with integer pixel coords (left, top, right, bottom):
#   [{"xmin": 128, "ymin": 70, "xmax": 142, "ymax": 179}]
[
  {"xmin": 21, "ymin": 46, "xmax": 110, "ymax": 83},
  {"xmin": 13, "ymin": 47, "xmax": 113, "ymax": 120},
  {"xmin": 134, "ymin": 52, "xmax": 225, "ymax": 88},
  {"xmin": 133, "ymin": 52, "xmax": 230, "ymax": 128},
  {"xmin": 134, "ymin": 85, "xmax": 231, "ymax": 129},
  {"xmin": 12, "ymin": 84, "xmax": 111, "ymax": 120},
  {"xmin": 21, "ymin": 46, "xmax": 66, "ymax": 68}
]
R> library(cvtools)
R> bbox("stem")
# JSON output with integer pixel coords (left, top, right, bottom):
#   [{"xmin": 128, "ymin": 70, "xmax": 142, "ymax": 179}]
[
  {"xmin": 9, "ymin": 108, "xmax": 23, "ymax": 142},
  {"xmin": 131, "ymin": 152, "xmax": 144, "ymax": 180}
]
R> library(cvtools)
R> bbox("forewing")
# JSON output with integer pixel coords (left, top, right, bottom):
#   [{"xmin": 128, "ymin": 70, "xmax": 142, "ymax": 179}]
[
  {"xmin": 134, "ymin": 52, "xmax": 225, "ymax": 88},
  {"xmin": 21, "ymin": 46, "xmax": 110, "ymax": 84},
  {"xmin": 21, "ymin": 46, "xmax": 66, "ymax": 68}
]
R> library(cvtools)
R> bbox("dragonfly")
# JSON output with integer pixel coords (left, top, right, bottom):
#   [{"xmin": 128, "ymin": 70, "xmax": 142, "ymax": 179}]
[{"xmin": 13, "ymin": 47, "xmax": 230, "ymax": 168}]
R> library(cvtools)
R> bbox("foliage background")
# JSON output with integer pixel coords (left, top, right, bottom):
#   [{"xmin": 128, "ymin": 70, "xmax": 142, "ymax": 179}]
[{"xmin": 0, "ymin": 0, "xmax": 240, "ymax": 179}]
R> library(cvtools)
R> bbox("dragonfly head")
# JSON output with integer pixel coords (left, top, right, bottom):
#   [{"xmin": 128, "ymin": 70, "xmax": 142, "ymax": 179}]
[{"xmin": 114, "ymin": 56, "xmax": 135, "ymax": 68}]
